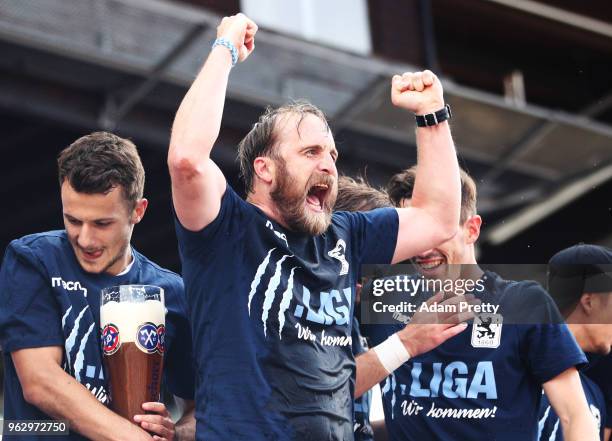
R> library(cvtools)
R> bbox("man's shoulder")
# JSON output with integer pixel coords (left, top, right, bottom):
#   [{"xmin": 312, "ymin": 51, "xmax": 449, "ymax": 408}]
[
  {"xmin": 484, "ymin": 272, "xmax": 562, "ymax": 324},
  {"xmin": 7, "ymin": 230, "xmax": 68, "ymax": 262},
  {"xmin": 132, "ymin": 249, "xmax": 183, "ymax": 288},
  {"xmin": 487, "ymin": 271, "xmax": 548, "ymax": 299},
  {"xmin": 329, "ymin": 208, "xmax": 398, "ymax": 244},
  {"xmin": 332, "ymin": 207, "xmax": 396, "ymax": 224}
]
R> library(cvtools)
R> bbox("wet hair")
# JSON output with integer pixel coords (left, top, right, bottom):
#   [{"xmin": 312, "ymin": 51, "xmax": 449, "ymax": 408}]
[
  {"xmin": 335, "ymin": 175, "xmax": 392, "ymax": 212},
  {"xmin": 237, "ymin": 100, "xmax": 329, "ymax": 194},
  {"xmin": 387, "ymin": 166, "xmax": 477, "ymax": 224},
  {"xmin": 57, "ymin": 131, "xmax": 145, "ymax": 210}
]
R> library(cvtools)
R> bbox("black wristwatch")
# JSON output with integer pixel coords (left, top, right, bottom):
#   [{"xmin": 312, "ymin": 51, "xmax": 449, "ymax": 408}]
[{"xmin": 415, "ymin": 104, "xmax": 452, "ymax": 127}]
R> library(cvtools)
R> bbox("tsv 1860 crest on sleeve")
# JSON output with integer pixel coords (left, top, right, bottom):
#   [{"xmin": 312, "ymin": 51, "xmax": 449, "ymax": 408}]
[{"xmin": 471, "ymin": 313, "xmax": 503, "ymax": 348}]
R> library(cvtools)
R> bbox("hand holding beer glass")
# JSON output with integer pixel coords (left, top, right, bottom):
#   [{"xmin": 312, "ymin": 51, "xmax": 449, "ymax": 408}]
[{"xmin": 100, "ymin": 285, "xmax": 166, "ymax": 423}]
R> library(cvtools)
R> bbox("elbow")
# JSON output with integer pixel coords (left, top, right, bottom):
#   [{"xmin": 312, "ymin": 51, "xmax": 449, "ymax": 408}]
[
  {"xmin": 168, "ymin": 151, "xmax": 202, "ymax": 180},
  {"xmin": 559, "ymin": 408, "xmax": 597, "ymax": 437},
  {"xmin": 22, "ymin": 379, "xmax": 47, "ymax": 408},
  {"xmin": 557, "ymin": 413, "xmax": 571, "ymax": 432}
]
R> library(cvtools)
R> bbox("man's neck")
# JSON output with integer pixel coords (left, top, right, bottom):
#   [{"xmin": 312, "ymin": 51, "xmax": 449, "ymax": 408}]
[
  {"xmin": 461, "ymin": 263, "xmax": 484, "ymax": 282},
  {"xmin": 116, "ymin": 250, "xmax": 134, "ymax": 276},
  {"xmin": 567, "ymin": 322, "xmax": 591, "ymax": 353},
  {"xmin": 247, "ymin": 192, "xmax": 290, "ymax": 230},
  {"xmin": 107, "ymin": 248, "xmax": 134, "ymax": 277}
]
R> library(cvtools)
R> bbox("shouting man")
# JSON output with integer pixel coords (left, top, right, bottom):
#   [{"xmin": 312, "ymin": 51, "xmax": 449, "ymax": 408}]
[{"xmin": 169, "ymin": 13, "xmax": 464, "ymax": 441}]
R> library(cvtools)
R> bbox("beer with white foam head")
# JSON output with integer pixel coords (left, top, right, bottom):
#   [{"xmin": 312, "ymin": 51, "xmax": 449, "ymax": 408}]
[{"xmin": 100, "ymin": 285, "xmax": 165, "ymax": 422}]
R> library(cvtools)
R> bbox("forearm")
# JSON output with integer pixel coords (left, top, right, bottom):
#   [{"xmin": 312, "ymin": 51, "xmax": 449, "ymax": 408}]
[
  {"xmin": 26, "ymin": 365, "xmax": 149, "ymax": 441},
  {"xmin": 169, "ymin": 46, "xmax": 233, "ymax": 164},
  {"xmin": 545, "ymin": 368, "xmax": 599, "ymax": 441},
  {"xmin": 412, "ymin": 121, "xmax": 460, "ymax": 232},
  {"xmin": 355, "ymin": 304, "xmax": 471, "ymax": 397},
  {"xmin": 559, "ymin": 412, "xmax": 599, "ymax": 441},
  {"xmin": 355, "ymin": 350, "xmax": 390, "ymax": 398}
]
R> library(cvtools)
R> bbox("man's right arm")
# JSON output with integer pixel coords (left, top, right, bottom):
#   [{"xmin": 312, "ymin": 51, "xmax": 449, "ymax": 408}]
[
  {"xmin": 12, "ymin": 346, "xmax": 153, "ymax": 441},
  {"xmin": 355, "ymin": 293, "xmax": 475, "ymax": 397},
  {"xmin": 168, "ymin": 14, "xmax": 257, "ymax": 232}
]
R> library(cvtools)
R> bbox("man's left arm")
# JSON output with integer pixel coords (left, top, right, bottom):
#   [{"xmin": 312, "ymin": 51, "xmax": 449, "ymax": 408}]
[
  {"xmin": 544, "ymin": 367, "xmax": 599, "ymax": 441},
  {"xmin": 389, "ymin": 71, "xmax": 460, "ymax": 263}
]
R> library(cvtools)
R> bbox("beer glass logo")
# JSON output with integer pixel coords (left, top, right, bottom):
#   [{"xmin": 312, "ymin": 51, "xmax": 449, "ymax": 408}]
[
  {"xmin": 156, "ymin": 324, "xmax": 166, "ymax": 355},
  {"xmin": 101, "ymin": 324, "xmax": 121, "ymax": 355},
  {"xmin": 136, "ymin": 322, "xmax": 159, "ymax": 354}
]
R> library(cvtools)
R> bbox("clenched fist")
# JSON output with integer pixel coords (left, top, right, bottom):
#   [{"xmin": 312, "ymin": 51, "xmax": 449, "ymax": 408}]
[
  {"xmin": 391, "ymin": 70, "xmax": 445, "ymax": 115},
  {"xmin": 216, "ymin": 13, "xmax": 258, "ymax": 63}
]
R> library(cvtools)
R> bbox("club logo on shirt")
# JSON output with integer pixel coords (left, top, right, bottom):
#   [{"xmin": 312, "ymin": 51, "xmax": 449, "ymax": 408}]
[
  {"xmin": 136, "ymin": 322, "xmax": 159, "ymax": 354},
  {"xmin": 101, "ymin": 323, "xmax": 121, "ymax": 355},
  {"xmin": 328, "ymin": 239, "xmax": 349, "ymax": 275},
  {"xmin": 266, "ymin": 220, "xmax": 289, "ymax": 247},
  {"xmin": 471, "ymin": 313, "xmax": 503, "ymax": 348}
]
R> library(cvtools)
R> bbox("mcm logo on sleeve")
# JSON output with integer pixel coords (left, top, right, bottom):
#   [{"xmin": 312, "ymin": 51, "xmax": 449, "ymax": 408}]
[
  {"xmin": 51, "ymin": 276, "xmax": 88, "ymax": 297},
  {"xmin": 471, "ymin": 313, "xmax": 503, "ymax": 348}
]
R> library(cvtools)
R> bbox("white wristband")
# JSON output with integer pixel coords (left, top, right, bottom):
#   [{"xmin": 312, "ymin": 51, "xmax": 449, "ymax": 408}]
[{"xmin": 373, "ymin": 333, "xmax": 411, "ymax": 374}]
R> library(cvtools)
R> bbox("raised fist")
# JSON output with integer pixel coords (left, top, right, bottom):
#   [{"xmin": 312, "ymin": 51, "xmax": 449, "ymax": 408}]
[
  {"xmin": 391, "ymin": 70, "xmax": 445, "ymax": 115},
  {"xmin": 216, "ymin": 13, "xmax": 258, "ymax": 63}
]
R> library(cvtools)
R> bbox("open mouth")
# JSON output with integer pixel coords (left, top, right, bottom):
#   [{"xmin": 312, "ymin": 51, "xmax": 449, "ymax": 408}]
[
  {"xmin": 306, "ymin": 183, "xmax": 329, "ymax": 212},
  {"xmin": 81, "ymin": 249, "xmax": 103, "ymax": 261},
  {"xmin": 414, "ymin": 254, "xmax": 446, "ymax": 271}
]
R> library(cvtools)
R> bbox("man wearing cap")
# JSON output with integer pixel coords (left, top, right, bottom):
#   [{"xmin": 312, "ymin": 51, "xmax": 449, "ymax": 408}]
[{"xmin": 540, "ymin": 244, "xmax": 612, "ymax": 441}]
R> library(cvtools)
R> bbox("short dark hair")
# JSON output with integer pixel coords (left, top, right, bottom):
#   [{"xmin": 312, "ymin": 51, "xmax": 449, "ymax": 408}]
[
  {"xmin": 335, "ymin": 175, "xmax": 392, "ymax": 212},
  {"xmin": 387, "ymin": 166, "xmax": 477, "ymax": 224},
  {"xmin": 237, "ymin": 100, "xmax": 329, "ymax": 194},
  {"xmin": 57, "ymin": 132, "xmax": 145, "ymax": 210}
]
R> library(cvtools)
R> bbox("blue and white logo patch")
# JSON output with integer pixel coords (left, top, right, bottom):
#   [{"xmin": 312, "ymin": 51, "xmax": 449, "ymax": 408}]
[
  {"xmin": 136, "ymin": 322, "xmax": 159, "ymax": 354},
  {"xmin": 101, "ymin": 323, "xmax": 120, "ymax": 355},
  {"xmin": 471, "ymin": 313, "xmax": 503, "ymax": 348}
]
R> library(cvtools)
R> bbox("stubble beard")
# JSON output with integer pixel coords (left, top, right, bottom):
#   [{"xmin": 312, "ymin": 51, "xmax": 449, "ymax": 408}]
[{"xmin": 270, "ymin": 159, "xmax": 336, "ymax": 236}]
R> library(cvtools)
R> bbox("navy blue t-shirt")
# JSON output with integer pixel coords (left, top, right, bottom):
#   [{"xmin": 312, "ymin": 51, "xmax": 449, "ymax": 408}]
[
  {"xmin": 538, "ymin": 367, "xmax": 606, "ymax": 441},
  {"xmin": 0, "ymin": 231, "xmax": 195, "ymax": 441},
  {"xmin": 174, "ymin": 185, "xmax": 398, "ymax": 441},
  {"xmin": 352, "ymin": 317, "xmax": 374, "ymax": 441},
  {"xmin": 363, "ymin": 271, "xmax": 587, "ymax": 441},
  {"xmin": 583, "ymin": 353, "xmax": 612, "ymax": 430}
]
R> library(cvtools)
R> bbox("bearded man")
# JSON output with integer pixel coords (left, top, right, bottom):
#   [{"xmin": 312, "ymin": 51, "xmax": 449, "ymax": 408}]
[{"xmin": 168, "ymin": 13, "xmax": 465, "ymax": 441}]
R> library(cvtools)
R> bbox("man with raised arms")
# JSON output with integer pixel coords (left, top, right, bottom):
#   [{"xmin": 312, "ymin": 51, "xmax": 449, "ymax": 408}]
[{"xmin": 168, "ymin": 13, "xmax": 466, "ymax": 441}]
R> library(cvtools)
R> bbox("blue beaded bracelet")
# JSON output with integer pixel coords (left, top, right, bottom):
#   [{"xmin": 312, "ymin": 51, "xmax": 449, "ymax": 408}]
[{"xmin": 212, "ymin": 37, "xmax": 238, "ymax": 66}]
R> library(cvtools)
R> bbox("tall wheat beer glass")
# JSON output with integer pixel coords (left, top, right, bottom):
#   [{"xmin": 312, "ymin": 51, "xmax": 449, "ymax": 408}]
[{"xmin": 100, "ymin": 285, "xmax": 165, "ymax": 421}]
